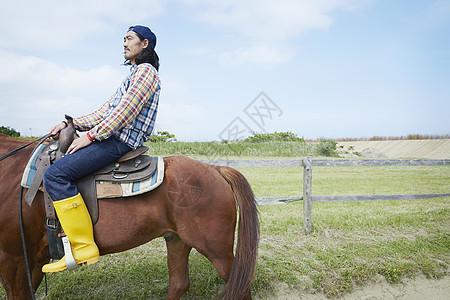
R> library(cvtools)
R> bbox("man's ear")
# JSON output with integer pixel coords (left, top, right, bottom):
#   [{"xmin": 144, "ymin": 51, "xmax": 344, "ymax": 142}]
[{"xmin": 143, "ymin": 39, "xmax": 149, "ymax": 49}]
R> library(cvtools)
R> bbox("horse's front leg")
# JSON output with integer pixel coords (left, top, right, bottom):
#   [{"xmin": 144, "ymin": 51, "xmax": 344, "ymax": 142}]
[
  {"xmin": 0, "ymin": 238, "xmax": 48, "ymax": 299},
  {"xmin": 0, "ymin": 257, "xmax": 34, "ymax": 300},
  {"xmin": 165, "ymin": 234, "xmax": 192, "ymax": 300}
]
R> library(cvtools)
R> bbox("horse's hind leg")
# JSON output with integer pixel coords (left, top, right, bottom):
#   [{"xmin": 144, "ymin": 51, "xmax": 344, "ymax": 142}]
[
  {"xmin": 207, "ymin": 250, "xmax": 234, "ymax": 283},
  {"xmin": 165, "ymin": 234, "xmax": 192, "ymax": 300},
  {"xmin": 200, "ymin": 230, "xmax": 253, "ymax": 299},
  {"xmin": 209, "ymin": 254, "xmax": 252, "ymax": 300}
]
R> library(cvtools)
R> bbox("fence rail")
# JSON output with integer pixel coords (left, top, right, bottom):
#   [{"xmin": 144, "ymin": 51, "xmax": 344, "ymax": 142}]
[
  {"xmin": 201, "ymin": 158, "xmax": 450, "ymax": 233},
  {"xmin": 201, "ymin": 158, "xmax": 450, "ymax": 168},
  {"xmin": 255, "ymin": 194, "xmax": 450, "ymax": 204}
]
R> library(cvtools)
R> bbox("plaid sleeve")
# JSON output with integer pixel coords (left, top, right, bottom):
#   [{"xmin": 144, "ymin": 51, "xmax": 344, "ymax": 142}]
[
  {"xmin": 73, "ymin": 100, "xmax": 109, "ymax": 131},
  {"xmin": 87, "ymin": 65, "xmax": 159, "ymax": 141}
]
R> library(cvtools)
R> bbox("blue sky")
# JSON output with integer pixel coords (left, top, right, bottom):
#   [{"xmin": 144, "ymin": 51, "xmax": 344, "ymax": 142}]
[{"xmin": 0, "ymin": 0, "xmax": 448, "ymax": 141}]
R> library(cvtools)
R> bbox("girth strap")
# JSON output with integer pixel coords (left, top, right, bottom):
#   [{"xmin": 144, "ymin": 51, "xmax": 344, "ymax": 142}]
[{"xmin": 43, "ymin": 185, "xmax": 56, "ymax": 220}]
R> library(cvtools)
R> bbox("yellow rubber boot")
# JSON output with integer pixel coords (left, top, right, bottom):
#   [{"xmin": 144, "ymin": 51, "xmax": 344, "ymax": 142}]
[{"xmin": 42, "ymin": 193, "xmax": 99, "ymax": 273}]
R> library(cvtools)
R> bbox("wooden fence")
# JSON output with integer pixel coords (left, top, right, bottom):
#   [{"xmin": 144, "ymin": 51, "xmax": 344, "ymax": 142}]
[{"xmin": 203, "ymin": 158, "xmax": 450, "ymax": 234}]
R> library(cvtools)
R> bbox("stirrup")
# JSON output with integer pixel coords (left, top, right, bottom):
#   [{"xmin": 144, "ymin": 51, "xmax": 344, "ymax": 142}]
[{"xmin": 62, "ymin": 236, "xmax": 80, "ymax": 271}]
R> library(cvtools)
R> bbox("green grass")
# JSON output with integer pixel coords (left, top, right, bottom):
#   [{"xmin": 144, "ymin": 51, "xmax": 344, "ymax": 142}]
[
  {"xmin": 1, "ymin": 161, "xmax": 449, "ymax": 299},
  {"xmin": 146, "ymin": 140, "xmax": 328, "ymax": 157},
  {"xmin": 256, "ymin": 199, "xmax": 449, "ymax": 297},
  {"xmin": 237, "ymin": 165, "xmax": 450, "ymax": 197}
]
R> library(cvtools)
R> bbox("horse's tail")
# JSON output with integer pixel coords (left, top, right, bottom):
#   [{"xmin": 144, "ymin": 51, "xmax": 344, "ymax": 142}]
[{"xmin": 217, "ymin": 166, "xmax": 260, "ymax": 300}]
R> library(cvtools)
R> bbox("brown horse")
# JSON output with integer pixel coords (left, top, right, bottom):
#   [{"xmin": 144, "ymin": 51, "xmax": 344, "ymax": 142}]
[{"xmin": 0, "ymin": 133, "xmax": 259, "ymax": 299}]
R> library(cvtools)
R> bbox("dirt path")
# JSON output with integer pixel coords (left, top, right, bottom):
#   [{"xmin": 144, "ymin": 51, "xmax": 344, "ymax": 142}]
[
  {"xmin": 263, "ymin": 276, "xmax": 449, "ymax": 299},
  {"xmin": 337, "ymin": 139, "xmax": 450, "ymax": 159}
]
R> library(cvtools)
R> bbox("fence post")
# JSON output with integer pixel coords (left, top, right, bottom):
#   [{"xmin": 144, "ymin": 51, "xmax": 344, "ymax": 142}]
[{"xmin": 303, "ymin": 156, "xmax": 313, "ymax": 234}]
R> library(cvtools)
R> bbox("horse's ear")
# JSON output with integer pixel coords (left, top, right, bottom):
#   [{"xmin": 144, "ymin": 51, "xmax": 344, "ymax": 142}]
[{"xmin": 59, "ymin": 115, "xmax": 76, "ymax": 153}]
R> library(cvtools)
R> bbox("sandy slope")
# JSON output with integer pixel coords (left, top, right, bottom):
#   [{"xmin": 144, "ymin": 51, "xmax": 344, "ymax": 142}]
[
  {"xmin": 264, "ymin": 276, "xmax": 449, "ymax": 299},
  {"xmin": 337, "ymin": 139, "xmax": 450, "ymax": 159}
]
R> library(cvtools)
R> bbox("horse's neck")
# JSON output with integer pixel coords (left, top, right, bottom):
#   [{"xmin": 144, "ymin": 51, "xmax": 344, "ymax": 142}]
[
  {"xmin": 0, "ymin": 135, "xmax": 32, "ymax": 153},
  {"xmin": 0, "ymin": 136, "xmax": 34, "ymax": 171}
]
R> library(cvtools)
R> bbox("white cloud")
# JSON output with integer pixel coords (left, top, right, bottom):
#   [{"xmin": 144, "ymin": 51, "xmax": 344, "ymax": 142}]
[
  {"xmin": 186, "ymin": 0, "xmax": 332, "ymax": 39},
  {"xmin": 0, "ymin": 0, "xmax": 166, "ymax": 50},
  {"xmin": 180, "ymin": 0, "xmax": 363, "ymax": 64}
]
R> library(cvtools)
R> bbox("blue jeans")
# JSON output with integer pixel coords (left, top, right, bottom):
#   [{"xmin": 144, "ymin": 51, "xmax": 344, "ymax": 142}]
[{"xmin": 44, "ymin": 136, "xmax": 132, "ymax": 201}]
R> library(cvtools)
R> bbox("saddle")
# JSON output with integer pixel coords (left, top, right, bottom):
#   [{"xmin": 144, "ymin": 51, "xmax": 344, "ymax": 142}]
[{"xmin": 22, "ymin": 117, "xmax": 163, "ymax": 225}]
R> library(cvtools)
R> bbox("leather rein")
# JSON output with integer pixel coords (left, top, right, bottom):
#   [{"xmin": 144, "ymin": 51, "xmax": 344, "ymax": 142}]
[{"xmin": 0, "ymin": 133, "xmax": 53, "ymax": 161}]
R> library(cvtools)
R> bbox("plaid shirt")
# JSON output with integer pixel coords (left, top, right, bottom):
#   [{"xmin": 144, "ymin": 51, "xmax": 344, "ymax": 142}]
[{"xmin": 73, "ymin": 63, "xmax": 160, "ymax": 149}]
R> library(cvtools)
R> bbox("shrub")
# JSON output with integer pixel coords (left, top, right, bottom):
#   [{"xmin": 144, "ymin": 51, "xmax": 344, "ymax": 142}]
[
  {"xmin": 314, "ymin": 138, "xmax": 338, "ymax": 156},
  {"xmin": 245, "ymin": 131, "xmax": 304, "ymax": 143},
  {"xmin": 0, "ymin": 126, "xmax": 20, "ymax": 137}
]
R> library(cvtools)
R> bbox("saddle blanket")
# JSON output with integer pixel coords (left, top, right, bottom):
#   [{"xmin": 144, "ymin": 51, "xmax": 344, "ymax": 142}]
[
  {"xmin": 97, "ymin": 156, "xmax": 164, "ymax": 198},
  {"xmin": 21, "ymin": 146, "xmax": 164, "ymax": 198},
  {"xmin": 21, "ymin": 144, "xmax": 47, "ymax": 188}
]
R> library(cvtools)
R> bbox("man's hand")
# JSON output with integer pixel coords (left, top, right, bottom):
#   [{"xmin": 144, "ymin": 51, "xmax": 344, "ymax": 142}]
[
  {"xmin": 66, "ymin": 134, "xmax": 92, "ymax": 155},
  {"xmin": 48, "ymin": 122, "xmax": 67, "ymax": 140}
]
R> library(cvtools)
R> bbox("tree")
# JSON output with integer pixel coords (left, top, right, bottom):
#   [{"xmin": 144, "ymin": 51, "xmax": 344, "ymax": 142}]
[
  {"xmin": 0, "ymin": 126, "xmax": 20, "ymax": 137},
  {"xmin": 149, "ymin": 131, "xmax": 176, "ymax": 142}
]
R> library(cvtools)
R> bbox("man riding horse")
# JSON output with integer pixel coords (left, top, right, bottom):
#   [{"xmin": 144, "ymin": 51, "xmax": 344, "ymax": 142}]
[
  {"xmin": 42, "ymin": 25, "xmax": 161, "ymax": 273},
  {"xmin": 1, "ymin": 24, "xmax": 258, "ymax": 300}
]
